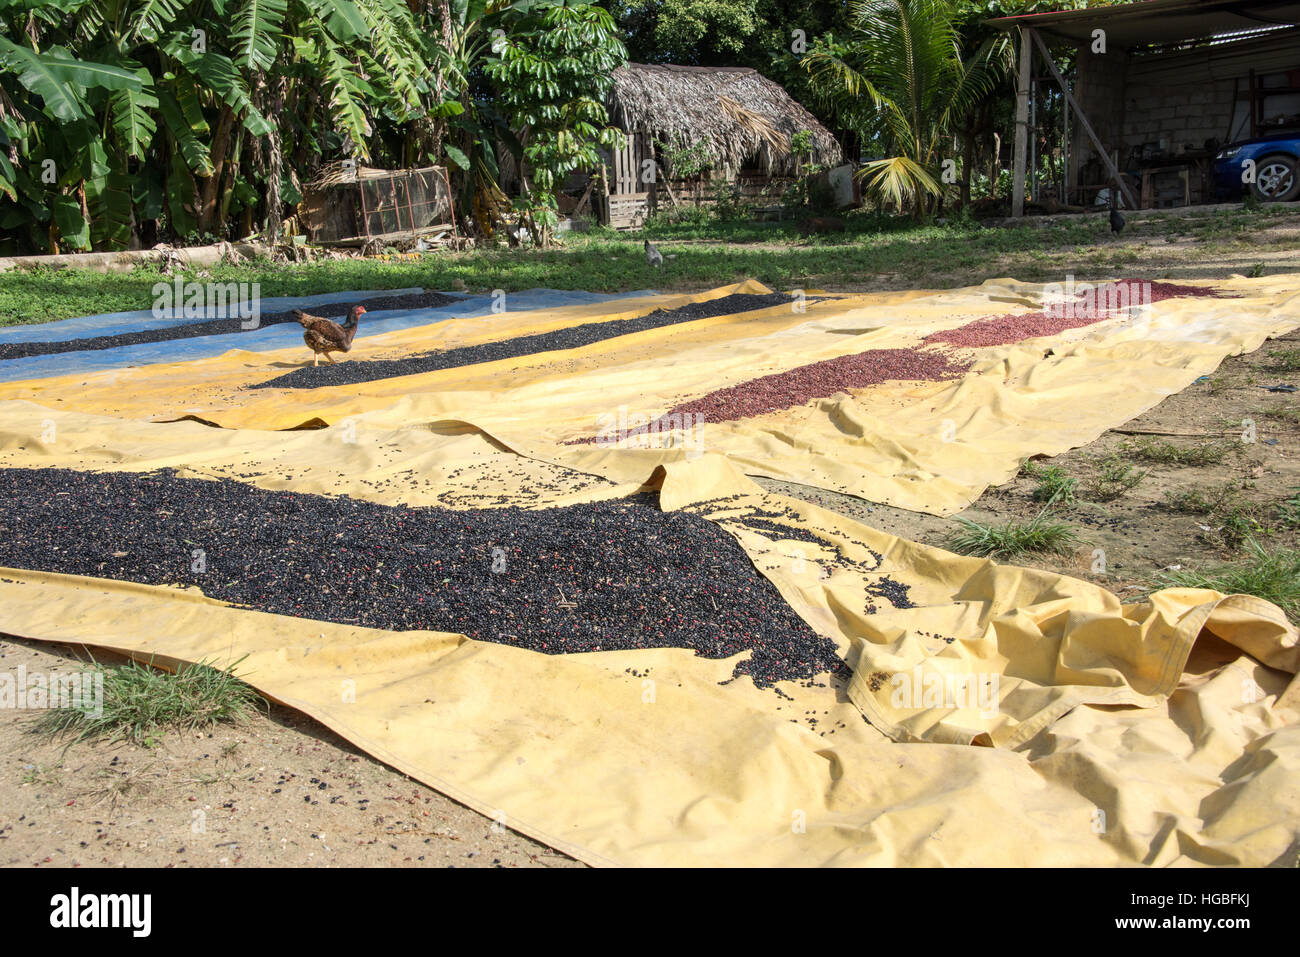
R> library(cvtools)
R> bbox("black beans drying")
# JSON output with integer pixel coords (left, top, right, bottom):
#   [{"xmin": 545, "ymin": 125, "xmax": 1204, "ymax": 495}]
[
  {"xmin": 253, "ymin": 292, "xmax": 809, "ymax": 390},
  {"xmin": 0, "ymin": 467, "xmax": 847, "ymax": 688},
  {"xmin": 0, "ymin": 290, "xmax": 463, "ymax": 361}
]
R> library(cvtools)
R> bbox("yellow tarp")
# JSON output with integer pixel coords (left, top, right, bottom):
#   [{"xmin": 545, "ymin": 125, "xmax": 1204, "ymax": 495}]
[
  {"xmin": 3, "ymin": 276, "xmax": 1296, "ymax": 515},
  {"xmin": 0, "ymin": 407, "xmax": 1296, "ymax": 866}
]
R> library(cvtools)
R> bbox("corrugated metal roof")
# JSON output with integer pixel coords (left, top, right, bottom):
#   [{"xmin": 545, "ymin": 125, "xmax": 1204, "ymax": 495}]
[{"xmin": 987, "ymin": 0, "xmax": 1300, "ymax": 47}]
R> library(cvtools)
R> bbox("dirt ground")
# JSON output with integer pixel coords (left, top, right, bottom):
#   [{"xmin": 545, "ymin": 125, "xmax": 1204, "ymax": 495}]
[
  {"xmin": 2, "ymin": 223, "xmax": 1297, "ymax": 868},
  {"xmin": 0, "ymin": 640, "xmax": 582, "ymax": 868}
]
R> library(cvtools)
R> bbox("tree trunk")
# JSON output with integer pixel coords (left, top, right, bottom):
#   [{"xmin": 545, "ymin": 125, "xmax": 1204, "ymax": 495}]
[
  {"xmin": 197, "ymin": 104, "xmax": 235, "ymax": 234},
  {"xmin": 960, "ymin": 133, "xmax": 975, "ymax": 209},
  {"xmin": 990, "ymin": 131, "xmax": 1002, "ymax": 199},
  {"xmin": 419, "ymin": 0, "xmax": 453, "ymax": 163},
  {"xmin": 253, "ymin": 72, "xmax": 284, "ymax": 245},
  {"xmin": 266, "ymin": 103, "xmax": 284, "ymax": 245},
  {"xmin": 218, "ymin": 130, "xmax": 245, "ymax": 229}
]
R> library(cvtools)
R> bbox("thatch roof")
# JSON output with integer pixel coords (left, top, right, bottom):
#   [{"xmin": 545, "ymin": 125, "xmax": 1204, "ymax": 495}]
[{"xmin": 607, "ymin": 63, "xmax": 841, "ymax": 175}]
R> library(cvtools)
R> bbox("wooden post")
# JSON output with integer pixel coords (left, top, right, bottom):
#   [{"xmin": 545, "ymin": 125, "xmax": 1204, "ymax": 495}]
[
  {"xmin": 1030, "ymin": 28, "xmax": 1138, "ymax": 211},
  {"xmin": 440, "ymin": 165, "xmax": 459, "ymax": 243},
  {"xmin": 357, "ymin": 171, "xmax": 371, "ymax": 239},
  {"xmin": 1248, "ymin": 69, "xmax": 1258, "ymax": 137},
  {"xmin": 403, "ymin": 170, "xmax": 418, "ymax": 237},
  {"xmin": 657, "ymin": 162, "xmax": 681, "ymax": 208},
  {"xmin": 1012, "ymin": 28, "xmax": 1033, "ymax": 217}
]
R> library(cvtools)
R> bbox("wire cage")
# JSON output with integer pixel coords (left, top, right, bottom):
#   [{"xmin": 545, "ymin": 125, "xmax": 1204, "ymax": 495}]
[
  {"xmin": 357, "ymin": 166, "xmax": 457, "ymax": 240},
  {"xmin": 301, "ymin": 164, "xmax": 457, "ymax": 244}
]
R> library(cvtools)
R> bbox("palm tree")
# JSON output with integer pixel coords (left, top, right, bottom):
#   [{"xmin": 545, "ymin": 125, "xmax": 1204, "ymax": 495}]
[{"xmin": 802, "ymin": 0, "xmax": 1000, "ymax": 217}]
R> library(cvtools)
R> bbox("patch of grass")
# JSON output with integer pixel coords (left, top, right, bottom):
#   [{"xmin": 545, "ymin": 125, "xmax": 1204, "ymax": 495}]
[
  {"xmin": 1161, "ymin": 482, "xmax": 1265, "ymax": 549},
  {"xmin": 33, "ymin": 656, "xmax": 265, "ymax": 748},
  {"xmin": 1155, "ymin": 539, "xmax": 1300, "ymax": 622},
  {"xmin": 1216, "ymin": 504, "xmax": 1266, "ymax": 550},
  {"xmin": 1021, "ymin": 460, "xmax": 1077, "ymax": 506},
  {"xmin": 1278, "ymin": 488, "xmax": 1300, "ymax": 529},
  {"xmin": 1162, "ymin": 483, "xmax": 1240, "ymax": 514},
  {"xmin": 1122, "ymin": 437, "xmax": 1232, "ymax": 466},
  {"xmin": 1262, "ymin": 403, "xmax": 1300, "ymax": 425},
  {"xmin": 1087, "ymin": 455, "xmax": 1146, "ymax": 502},
  {"xmin": 945, "ymin": 510, "xmax": 1082, "ymax": 560},
  {"xmin": 1266, "ymin": 347, "xmax": 1300, "ymax": 373},
  {"xmin": 1247, "ymin": 262, "xmax": 1266, "ymax": 278},
  {"xmin": 20, "ymin": 763, "xmax": 60, "ymax": 787},
  {"xmin": 6, "ymin": 204, "xmax": 1297, "ymax": 326}
]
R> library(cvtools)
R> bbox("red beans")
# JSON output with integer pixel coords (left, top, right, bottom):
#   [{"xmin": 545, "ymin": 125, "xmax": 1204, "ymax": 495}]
[
  {"xmin": 584, "ymin": 349, "xmax": 970, "ymax": 439},
  {"xmin": 925, "ymin": 279, "xmax": 1223, "ymax": 350}
]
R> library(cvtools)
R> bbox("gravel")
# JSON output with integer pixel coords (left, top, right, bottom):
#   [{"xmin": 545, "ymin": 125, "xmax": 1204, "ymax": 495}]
[
  {"xmin": 0, "ymin": 467, "xmax": 847, "ymax": 688},
  {"xmin": 0, "ymin": 290, "xmax": 463, "ymax": 361},
  {"xmin": 253, "ymin": 292, "xmax": 807, "ymax": 390},
  {"xmin": 573, "ymin": 347, "xmax": 970, "ymax": 441},
  {"xmin": 924, "ymin": 279, "xmax": 1223, "ymax": 350}
]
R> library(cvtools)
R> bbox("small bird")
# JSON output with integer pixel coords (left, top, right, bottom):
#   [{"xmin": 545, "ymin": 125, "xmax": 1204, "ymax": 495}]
[
  {"xmin": 1109, "ymin": 203, "xmax": 1125, "ymax": 236},
  {"xmin": 644, "ymin": 239, "xmax": 664, "ymax": 268},
  {"xmin": 294, "ymin": 304, "xmax": 365, "ymax": 366}
]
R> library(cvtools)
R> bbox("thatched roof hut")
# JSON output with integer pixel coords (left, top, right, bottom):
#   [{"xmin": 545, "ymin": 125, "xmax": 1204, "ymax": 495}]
[{"xmin": 607, "ymin": 63, "xmax": 841, "ymax": 176}]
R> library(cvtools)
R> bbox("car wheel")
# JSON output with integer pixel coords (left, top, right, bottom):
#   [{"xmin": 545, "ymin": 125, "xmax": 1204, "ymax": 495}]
[{"xmin": 1250, "ymin": 154, "xmax": 1300, "ymax": 202}]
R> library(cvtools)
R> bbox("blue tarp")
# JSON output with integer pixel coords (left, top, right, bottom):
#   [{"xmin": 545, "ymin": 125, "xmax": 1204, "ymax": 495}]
[
  {"xmin": 0, "ymin": 288, "xmax": 657, "ymax": 384},
  {"xmin": 0, "ymin": 288, "xmax": 424, "ymax": 344}
]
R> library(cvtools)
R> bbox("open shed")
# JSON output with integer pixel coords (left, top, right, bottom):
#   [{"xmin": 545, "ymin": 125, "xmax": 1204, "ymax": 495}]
[{"xmin": 989, "ymin": 0, "xmax": 1300, "ymax": 215}]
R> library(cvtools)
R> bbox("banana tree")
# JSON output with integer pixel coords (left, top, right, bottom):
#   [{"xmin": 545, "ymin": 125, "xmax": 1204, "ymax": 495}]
[{"xmin": 0, "ymin": 0, "xmax": 432, "ymax": 251}]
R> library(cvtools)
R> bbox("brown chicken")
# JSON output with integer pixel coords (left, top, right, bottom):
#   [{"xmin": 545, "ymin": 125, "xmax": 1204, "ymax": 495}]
[{"xmin": 293, "ymin": 305, "xmax": 365, "ymax": 365}]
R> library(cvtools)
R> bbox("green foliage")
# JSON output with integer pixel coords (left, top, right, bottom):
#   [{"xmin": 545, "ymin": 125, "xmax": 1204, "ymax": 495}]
[
  {"xmin": 620, "ymin": 0, "xmax": 763, "ymax": 60},
  {"xmin": 657, "ymin": 137, "xmax": 712, "ymax": 180},
  {"xmin": 1087, "ymin": 455, "xmax": 1146, "ymax": 501},
  {"xmin": 945, "ymin": 509, "xmax": 1082, "ymax": 560},
  {"xmin": 33, "ymin": 656, "xmax": 265, "ymax": 748},
  {"xmin": 802, "ymin": 0, "xmax": 1001, "ymax": 215},
  {"xmin": 484, "ymin": 0, "xmax": 626, "ymax": 246},
  {"xmin": 1279, "ymin": 488, "xmax": 1300, "ymax": 529},
  {"xmin": 1122, "ymin": 438, "xmax": 1233, "ymax": 467},
  {"xmin": 1161, "ymin": 483, "xmax": 1265, "ymax": 550},
  {"xmin": 1021, "ymin": 460, "xmax": 1077, "ymax": 506},
  {"xmin": 1267, "ymin": 347, "xmax": 1300, "ymax": 372},
  {"xmin": 711, "ymin": 181, "xmax": 744, "ymax": 221},
  {"xmin": 1155, "ymin": 539, "xmax": 1300, "ymax": 622},
  {"xmin": 0, "ymin": 0, "xmax": 431, "ymax": 251}
]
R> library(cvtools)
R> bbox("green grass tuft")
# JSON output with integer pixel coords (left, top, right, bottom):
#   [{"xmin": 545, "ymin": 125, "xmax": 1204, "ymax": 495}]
[
  {"xmin": 1267, "ymin": 347, "xmax": 1300, "ymax": 373},
  {"xmin": 1122, "ymin": 437, "xmax": 1232, "ymax": 467},
  {"xmin": 1263, "ymin": 404, "xmax": 1300, "ymax": 425},
  {"xmin": 1155, "ymin": 540, "xmax": 1300, "ymax": 622},
  {"xmin": 1087, "ymin": 455, "xmax": 1146, "ymax": 502},
  {"xmin": 945, "ymin": 510, "xmax": 1082, "ymax": 560},
  {"xmin": 1021, "ymin": 460, "xmax": 1077, "ymax": 506},
  {"xmin": 33, "ymin": 655, "xmax": 265, "ymax": 748}
]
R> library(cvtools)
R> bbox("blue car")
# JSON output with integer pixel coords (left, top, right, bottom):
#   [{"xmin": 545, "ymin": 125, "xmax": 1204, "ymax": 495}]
[{"xmin": 1214, "ymin": 132, "xmax": 1300, "ymax": 202}]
